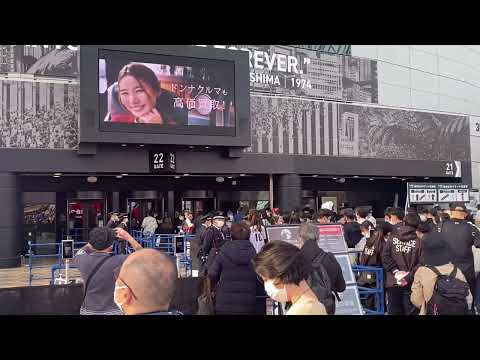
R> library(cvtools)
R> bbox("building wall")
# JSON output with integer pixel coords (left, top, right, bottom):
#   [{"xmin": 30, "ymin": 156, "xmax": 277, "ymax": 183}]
[{"xmin": 352, "ymin": 45, "xmax": 480, "ymax": 188}]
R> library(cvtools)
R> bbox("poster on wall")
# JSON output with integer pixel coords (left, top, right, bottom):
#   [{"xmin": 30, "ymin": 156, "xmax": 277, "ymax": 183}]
[
  {"xmin": 248, "ymin": 96, "xmax": 470, "ymax": 166},
  {"xmin": 195, "ymin": 45, "xmax": 378, "ymax": 103},
  {"xmin": 0, "ymin": 45, "xmax": 78, "ymax": 77}
]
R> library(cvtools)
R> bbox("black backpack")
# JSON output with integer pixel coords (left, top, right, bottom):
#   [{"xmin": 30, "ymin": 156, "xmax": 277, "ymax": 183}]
[
  {"xmin": 425, "ymin": 265, "xmax": 470, "ymax": 315},
  {"xmin": 307, "ymin": 252, "xmax": 338, "ymax": 315}
]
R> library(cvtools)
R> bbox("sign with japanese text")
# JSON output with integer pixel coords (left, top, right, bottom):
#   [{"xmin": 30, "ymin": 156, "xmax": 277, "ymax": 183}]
[{"xmin": 408, "ymin": 183, "xmax": 470, "ymax": 204}]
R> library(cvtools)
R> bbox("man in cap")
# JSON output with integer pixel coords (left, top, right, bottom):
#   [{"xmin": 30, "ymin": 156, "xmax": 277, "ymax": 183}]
[
  {"xmin": 113, "ymin": 249, "xmax": 181, "ymax": 315},
  {"xmin": 72, "ymin": 227, "xmax": 142, "ymax": 315},
  {"xmin": 440, "ymin": 202, "xmax": 480, "ymax": 312},
  {"xmin": 201, "ymin": 213, "xmax": 229, "ymax": 275},
  {"xmin": 191, "ymin": 213, "xmax": 212, "ymax": 272}
]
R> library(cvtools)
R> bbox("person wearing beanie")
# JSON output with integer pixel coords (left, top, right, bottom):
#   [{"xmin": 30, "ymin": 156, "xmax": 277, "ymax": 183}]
[
  {"xmin": 72, "ymin": 227, "xmax": 142, "ymax": 315},
  {"xmin": 410, "ymin": 232, "xmax": 471, "ymax": 315}
]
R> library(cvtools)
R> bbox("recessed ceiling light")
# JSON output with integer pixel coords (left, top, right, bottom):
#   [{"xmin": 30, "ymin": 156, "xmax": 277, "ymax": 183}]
[
  {"xmin": 392, "ymin": 176, "xmax": 397, "ymax": 179},
  {"xmin": 353, "ymin": 176, "xmax": 359, "ymax": 178},
  {"xmin": 227, "ymin": 176, "xmax": 233, "ymax": 179},
  {"xmin": 401, "ymin": 178, "xmax": 406, "ymax": 181},
  {"xmin": 205, "ymin": 146, "xmax": 210, "ymax": 149},
  {"xmin": 332, "ymin": 177, "xmax": 337, "ymax": 180},
  {"xmin": 312, "ymin": 175, "xmax": 318, "ymax": 178},
  {"xmin": 121, "ymin": 144, "xmax": 127, "ymax": 147},
  {"xmin": 121, "ymin": 173, "xmax": 129, "ymax": 176},
  {"xmin": 174, "ymin": 175, "xmax": 181, "ymax": 179},
  {"xmin": 87, "ymin": 176, "xmax": 98, "ymax": 183},
  {"xmin": 240, "ymin": 174, "xmax": 246, "ymax": 177},
  {"xmin": 53, "ymin": 173, "xmax": 62, "ymax": 176},
  {"xmin": 216, "ymin": 177, "xmax": 225, "ymax": 183},
  {"xmin": 53, "ymin": 175, "xmax": 61, "ymax": 178},
  {"xmin": 369, "ymin": 178, "xmax": 374, "ymax": 181},
  {"xmin": 189, "ymin": 146, "xmax": 195, "ymax": 149},
  {"xmin": 116, "ymin": 175, "xmax": 123, "ymax": 179},
  {"xmin": 424, "ymin": 177, "xmax": 429, "ymax": 180},
  {"xmin": 183, "ymin": 174, "xmax": 190, "ymax": 177},
  {"xmin": 139, "ymin": 144, "xmax": 145, "ymax": 147}
]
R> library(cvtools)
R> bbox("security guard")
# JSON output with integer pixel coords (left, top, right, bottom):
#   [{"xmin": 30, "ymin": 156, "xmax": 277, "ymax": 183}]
[
  {"xmin": 440, "ymin": 202, "xmax": 480, "ymax": 311},
  {"xmin": 201, "ymin": 214, "xmax": 228, "ymax": 275},
  {"xmin": 192, "ymin": 213, "xmax": 212, "ymax": 272}
]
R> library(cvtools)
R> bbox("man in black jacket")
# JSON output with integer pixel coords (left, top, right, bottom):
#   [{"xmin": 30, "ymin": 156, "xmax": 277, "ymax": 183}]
[
  {"xmin": 440, "ymin": 202, "xmax": 480, "ymax": 310},
  {"xmin": 385, "ymin": 207, "xmax": 404, "ymax": 234},
  {"xmin": 201, "ymin": 214, "xmax": 229, "ymax": 275},
  {"xmin": 341, "ymin": 208, "xmax": 363, "ymax": 248},
  {"xmin": 191, "ymin": 214, "xmax": 212, "ymax": 272},
  {"xmin": 298, "ymin": 222, "xmax": 346, "ymax": 314}
]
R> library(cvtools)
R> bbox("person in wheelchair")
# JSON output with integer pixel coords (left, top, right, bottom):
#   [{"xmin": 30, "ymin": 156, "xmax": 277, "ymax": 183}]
[{"xmin": 104, "ymin": 62, "xmax": 188, "ymax": 126}]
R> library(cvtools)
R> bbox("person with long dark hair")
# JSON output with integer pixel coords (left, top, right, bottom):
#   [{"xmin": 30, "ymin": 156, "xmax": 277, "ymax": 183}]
[{"xmin": 106, "ymin": 63, "xmax": 186, "ymax": 125}]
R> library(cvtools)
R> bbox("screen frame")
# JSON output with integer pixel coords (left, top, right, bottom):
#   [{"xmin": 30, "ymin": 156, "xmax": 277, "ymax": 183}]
[
  {"xmin": 80, "ymin": 45, "xmax": 250, "ymax": 147},
  {"xmin": 62, "ymin": 239, "xmax": 74, "ymax": 260}
]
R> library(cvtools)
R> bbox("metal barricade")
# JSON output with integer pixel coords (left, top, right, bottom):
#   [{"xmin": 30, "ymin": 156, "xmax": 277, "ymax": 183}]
[
  {"xmin": 352, "ymin": 265, "xmax": 385, "ymax": 315},
  {"xmin": 28, "ymin": 240, "xmax": 88, "ymax": 286}
]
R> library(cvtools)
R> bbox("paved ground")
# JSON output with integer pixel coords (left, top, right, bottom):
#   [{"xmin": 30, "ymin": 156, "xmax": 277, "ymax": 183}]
[{"xmin": 0, "ymin": 258, "xmax": 82, "ymax": 288}]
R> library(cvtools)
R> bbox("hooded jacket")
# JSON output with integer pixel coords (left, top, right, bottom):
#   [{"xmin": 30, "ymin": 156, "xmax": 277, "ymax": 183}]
[
  {"xmin": 208, "ymin": 240, "xmax": 259, "ymax": 314},
  {"xmin": 382, "ymin": 225, "xmax": 423, "ymax": 288},
  {"xmin": 359, "ymin": 233, "xmax": 385, "ymax": 268}
]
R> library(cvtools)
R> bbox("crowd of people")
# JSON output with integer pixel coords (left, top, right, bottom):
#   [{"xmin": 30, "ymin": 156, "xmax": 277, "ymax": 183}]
[{"xmin": 71, "ymin": 201, "xmax": 480, "ymax": 316}]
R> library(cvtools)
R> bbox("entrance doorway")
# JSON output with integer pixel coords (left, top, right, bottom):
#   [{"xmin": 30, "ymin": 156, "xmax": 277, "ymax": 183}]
[
  {"xmin": 127, "ymin": 198, "xmax": 164, "ymax": 231},
  {"xmin": 66, "ymin": 199, "xmax": 106, "ymax": 243},
  {"xmin": 182, "ymin": 198, "xmax": 215, "ymax": 218}
]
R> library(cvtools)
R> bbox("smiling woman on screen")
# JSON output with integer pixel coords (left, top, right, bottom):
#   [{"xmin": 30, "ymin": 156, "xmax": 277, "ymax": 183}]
[{"xmin": 107, "ymin": 63, "xmax": 186, "ymax": 125}]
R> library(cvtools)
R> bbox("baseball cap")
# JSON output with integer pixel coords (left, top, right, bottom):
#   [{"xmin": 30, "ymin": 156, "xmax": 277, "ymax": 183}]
[
  {"xmin": 89, "ymin": 227, "xmax": 116, "ymax": 251},
  {"xmin": 449, "ymin": 202, "xmax": 467, "ymax": 212}
]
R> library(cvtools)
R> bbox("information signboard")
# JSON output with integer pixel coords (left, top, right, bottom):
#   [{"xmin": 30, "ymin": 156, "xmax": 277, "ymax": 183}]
[
  {"xmin": 149, "ymin": 151, "xmax": 176, "ymax": 173},
  {"xmin": 334, "ymin": 254, "xmax": 356, "ymax": 284},
  {"xmin": 265, "ymin": 224, "xmax": 348, "ymax": 254},
  {"xmin": 335, "ymin": 284, "xmax": 363, "ymax": 315},
  {"xmin": 408, "ymin": 183, "xmax": 438, "ymax": 203},
  {"xmin": 437, "ymin": 184, "xmax": 470, "ymax": 203},
  {"xmin": 408, "ymin": 183, "xmax": 470, "ymax": 204}
]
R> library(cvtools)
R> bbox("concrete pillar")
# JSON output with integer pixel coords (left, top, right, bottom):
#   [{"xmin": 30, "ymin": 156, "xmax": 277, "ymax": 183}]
[
  {"xmin": 0, "ymin": 173, "xmax": 21, "ymax": 268},
  {"xmin": 168, "ymin": 191, "xmax": 175, "ymax": 219},
  {"xmin": 274, "ymin": 174, "xmax": 302, "ymax": 212}
]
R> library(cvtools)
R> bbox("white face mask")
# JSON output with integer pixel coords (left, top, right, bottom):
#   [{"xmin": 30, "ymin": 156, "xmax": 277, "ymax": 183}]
[
  {"xmin": 419, "ymin": 214, "xmax": 427, "ymax": 222},
  {"xmin": 113, "ymin": 285, "xmax": 127, "ymax": 314},
  {"xmin": 264, "ymin": 280, "xmax": 288, "ymax": 303}
]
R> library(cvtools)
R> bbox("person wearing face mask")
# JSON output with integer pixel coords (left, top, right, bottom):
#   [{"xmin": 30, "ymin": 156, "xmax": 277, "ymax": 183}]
[
  {"xmin": 201, "ymin": 214, "xmax": 229, "ymax": 275},
  {"xmin": 351, "ymin": 221, "xmax": 374, "ymax": 266},
  {"xmin": 418, "ymin": 208, "xmax": 436, "ymax": 233},
  {"xmin": 72, "ymin": 227, "xmax": 142, "ymax": 315},
  {"xmin": 113, "ymin": 249, "xmax": 181, "ymax": 315},
  {"xmin": 253, "ymin": 240, "xmax": 327, "ymax": 315}
]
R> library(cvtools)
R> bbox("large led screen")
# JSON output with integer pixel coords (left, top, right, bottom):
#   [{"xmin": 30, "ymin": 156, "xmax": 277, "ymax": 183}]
[{"xmin": 98, "ymin": 49, "xmax": 236, "ymax": 136}]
